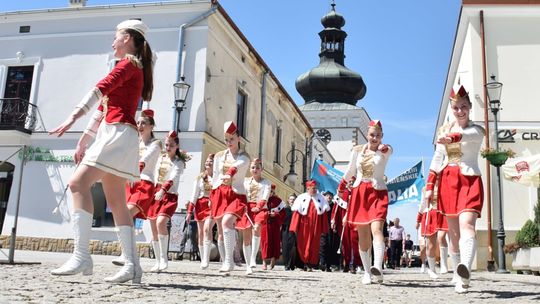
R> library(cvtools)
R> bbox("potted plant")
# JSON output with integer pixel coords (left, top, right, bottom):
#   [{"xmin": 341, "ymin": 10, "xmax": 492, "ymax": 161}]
[
  {"xmin": 529, "ymin": 200, "xmax": 540, "ymax": 275},
  {"xmin": 506, "ymin": 218, "xmax": 540, "ymax": 273},
  {"xmin": 481, "ymin": 147, "xmax": 516, "ymax": 167}
]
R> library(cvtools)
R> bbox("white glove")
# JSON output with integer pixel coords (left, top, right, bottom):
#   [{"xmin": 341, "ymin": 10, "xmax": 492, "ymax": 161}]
[{"xmin": 154, "ymin": 189, "xmax": 165, "ymax": 201}]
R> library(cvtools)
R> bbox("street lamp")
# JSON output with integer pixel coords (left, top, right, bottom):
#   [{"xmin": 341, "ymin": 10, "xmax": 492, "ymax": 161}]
[
  {"xmin": 283, "ymin": 143, "xmax": 307, "ymax": 190},
  {"xmin": 173, "ymin": 77, "xmax": 191, "ymax": 133},
  {"xmin": 485, "ymin": 76, "xmax": 509, "ymax": 274}
]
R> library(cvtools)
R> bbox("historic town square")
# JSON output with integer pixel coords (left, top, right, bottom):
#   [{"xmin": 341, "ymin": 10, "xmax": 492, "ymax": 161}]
[{"xmin": 0, "ymin": 0, "xmax": 539, "ymax": 303}]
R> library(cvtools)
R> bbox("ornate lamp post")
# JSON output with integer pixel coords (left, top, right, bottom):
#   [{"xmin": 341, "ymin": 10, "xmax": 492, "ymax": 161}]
[
  {"xmin": 170, "ymin": 78, "xmax": 190, "ymax": 257},
  {"xmin": 485, "ymin": 76, "xmax": 509, "ymax": 274},
  {"xmin": 284, "ymin": 142, "xmax": 307, "ymax": 191},
  {"xmin": 172, "ymin": 77, "xmax": 191, "ymax": 133}
]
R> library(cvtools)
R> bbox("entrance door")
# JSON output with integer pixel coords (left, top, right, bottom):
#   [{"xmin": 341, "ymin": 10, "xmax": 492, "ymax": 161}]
[{"xmin": 0, "ymin": 162, "xmax": 15, "ymax": 234}]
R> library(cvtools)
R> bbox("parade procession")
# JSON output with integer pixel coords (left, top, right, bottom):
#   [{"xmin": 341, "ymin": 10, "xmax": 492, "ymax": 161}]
[{"xmin": 1, "ymin": 1, "xmax": 540, "ymax": 303}]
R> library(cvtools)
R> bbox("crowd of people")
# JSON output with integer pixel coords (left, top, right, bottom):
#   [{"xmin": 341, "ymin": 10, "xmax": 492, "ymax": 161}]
[{"xmin": 49, "ymin": 19, "xmax": 486, "ymax": 294}]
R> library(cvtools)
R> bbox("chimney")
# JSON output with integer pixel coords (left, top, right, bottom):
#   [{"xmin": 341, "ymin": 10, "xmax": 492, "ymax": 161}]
[{"xmin": 69, "ymin": 0, "xmax": 87, "ymax": 7}]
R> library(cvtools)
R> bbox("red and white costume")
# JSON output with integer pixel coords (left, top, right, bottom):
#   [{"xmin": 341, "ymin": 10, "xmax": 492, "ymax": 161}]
[
  {"xmin": 51, "ymin": 20, "xmax": 149, "ymax": 283},
  {"xmin": 126, "ymin": 134, "xmax": 162, "ymax": 219},
  {"xmin": 331, "ymin": 189, "xmax": 360, "ymax": 269},
  {"xmin": 428, "ymin": 86, "xmax": 485, "ymax": 293},
  {"xmin": 260, "ymin": 194, "xmax": 286, "ymax": 260},
  {"xmin": 236, "ymin": 177, "xmax": 271, "ymax": 229},
  {"xmin": 212, "ymin": 121, "xmax": 250, "ymax": 274},
  {"xmin": 210, "ymin": 149, "xmax": 250, "ymax": 219},
  {"xmin": 416, "ymin": 196, "xmax": 440, "ymax": 237},
  {"xmin": 427, "ymin": 120, "xmax": 485, "ymax": 218},
  {"xmin": 147, "ymin": 154, "xmax": 184, "ymax": 219},
  {"xmin": 339, "ymin": 120, "xmax": 391, "ymax": 284},
  {"xmin": 79, "ymin": 55, "xmax": 144, "ymax": 181},
  {"xmin": 289, "ymin": 188, "xmax": 330, "ymax": 266},
  {"xmin": 341, "ymin": 143, "xmax": 392, "ymax": 225},
  {"xmin": 186, "ymin": 173, "xmax": 212, "ymax": 222}
]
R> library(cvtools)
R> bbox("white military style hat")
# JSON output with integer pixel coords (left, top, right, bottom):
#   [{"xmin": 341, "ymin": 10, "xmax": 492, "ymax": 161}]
[{"xmin": 116, "ymin": 19, "xmax": 149, "ymax": 37}]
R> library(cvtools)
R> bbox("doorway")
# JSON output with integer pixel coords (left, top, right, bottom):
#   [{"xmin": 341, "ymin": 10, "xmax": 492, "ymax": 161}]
[{"xmin": 0, "ymin": 162, "xmax": 15, "ymax": 234}]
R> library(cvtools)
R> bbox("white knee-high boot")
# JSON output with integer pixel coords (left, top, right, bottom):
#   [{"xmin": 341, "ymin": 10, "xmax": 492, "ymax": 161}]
[
  {"xmin": 51, "ymin": 209, "xmax": 94, "ymax": 276},
  {"xmin": 219, "ymin": 228, "xmax": 235, "ymax": 273},
  {"xmin": 251, "ymin": 235, "xmax": 260, "ymax": 268},
  {"xmin": 439, "ymin": 247, "xmax": 449, "ymax": 274},
  {"xmin": 104, "ymin": 226, "xmax": 142, "ymax": 284},
  {"xmin": 243, "ymin": 244, "xmax": 253, "ymax": 275},
  {"xmin": 456, "ymin": 237, "xmax": 476, "ymax": 293},
  {"xmin": 427, "ymin": 257, "xmax": 439, "ymax": 279},
  {"xmin": 370, "ymin": 241, "xmax": 385, "ymax": 283},
  {"xmin": 158, "ymin": 234, "xmax": 169, "ymax": 271},
  {"xmin": 200, "ymin": 240, "xmax": 211, "ymax": 270},
  {"xmin": 218, "ymin": 239, "xmax": 225, "ymax": 262},
  {"xmin": 359, "ymin": 250, "xmax": 372, "ymax": 285},
  {"xmin": 450, "ymin": 252, "xmax": 461, "ymax": 284},
  {"xmin": 150, "ymin": 240, "xmax": 160, "ymax": 272}
]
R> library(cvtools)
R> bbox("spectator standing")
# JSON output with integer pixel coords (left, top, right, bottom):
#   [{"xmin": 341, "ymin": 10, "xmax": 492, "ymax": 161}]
[{"xmin": 388, "ymin": 217, "xmax": 406, "ymax": 269}]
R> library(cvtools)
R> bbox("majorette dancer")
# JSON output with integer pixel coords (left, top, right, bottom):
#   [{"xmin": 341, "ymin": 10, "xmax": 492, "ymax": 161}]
[
  {"xmin": 331, "ymin": 177, "xmax": 361, "ymax": 273},
  {"xmin": 416, "ymin": 187, "xmax": 441, "ymax": 279},
  {"xmin": 210, "ymin": 121, "xmax": 250, "ymax": 274},
  {"xmin": 147, "ymin": 130, "xmax": 187, "ymax": 271},
  {"xmin": 50, "ymin": 19, "xmax": 154, "ymax": 284},
  {"xmin": 425, "ymin": 85, "xmax": 485, "ymax": 293},
  {"xmin": 186, "ymin": 153, "xmax": 215, "ymax": 270},
  {"xmin": 236, "ymin": 158, "xmax": 271, "ymax": 275},
  {"xmin": 112, "ymin": 108, "xmax": 161, "ymax": 266},
  {"xmin": 338, "ymin": 120, "xmax": 392, "ymax": 284}
]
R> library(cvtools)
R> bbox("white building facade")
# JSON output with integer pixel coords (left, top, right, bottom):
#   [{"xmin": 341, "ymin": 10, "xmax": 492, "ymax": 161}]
[{"xmin": 0, "ymin": 0, "xmax": 313, "ymax": 247}]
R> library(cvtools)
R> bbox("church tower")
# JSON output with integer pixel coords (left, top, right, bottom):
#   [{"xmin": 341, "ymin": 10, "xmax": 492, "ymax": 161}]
[{"xmin": 297, "ymin": 2, "xmax": 371, "ymax": 171}]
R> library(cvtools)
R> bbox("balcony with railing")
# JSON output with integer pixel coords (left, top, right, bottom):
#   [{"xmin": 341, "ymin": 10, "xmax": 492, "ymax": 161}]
[{"xmin": 0, "ymin": 98, "xmax": 38, "ymax": 134}]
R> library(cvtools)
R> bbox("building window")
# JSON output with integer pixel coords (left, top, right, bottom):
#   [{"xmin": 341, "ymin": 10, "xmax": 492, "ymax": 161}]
[
  {"xmin": 236, "ymin": 90, "xmax": 247, "ymax": 137},
  {"xmin": 1, "ymin": 66, "xmax": 35, "ymax": 129},
  {"xmin": 4, "ymin": 66, "xmax": 34, "ymax": 101},
  {"xmin": 274, "ymin": 126, "xmax": 282, "ymax": 164}
]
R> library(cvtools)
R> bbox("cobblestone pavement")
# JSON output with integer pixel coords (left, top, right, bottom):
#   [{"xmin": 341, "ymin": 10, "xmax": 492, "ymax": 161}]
[{"xmin": 0, "ymin": 250, "xmax": 539, "ymax": 303}]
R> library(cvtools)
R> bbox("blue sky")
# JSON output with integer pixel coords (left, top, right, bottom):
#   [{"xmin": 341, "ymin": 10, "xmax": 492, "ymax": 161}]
[{"xmin": 0, "ymin": 0, "xmax": 462, "ymax": 179}]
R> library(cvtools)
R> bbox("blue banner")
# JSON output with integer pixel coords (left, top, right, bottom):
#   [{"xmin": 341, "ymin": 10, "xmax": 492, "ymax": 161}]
[
  {"xmin": 387, "ymin": 161, "xmax": 424, "ymax": 206},
  {"xmin": 310, "ymin": 159, "xmax": 344, "ymax": 195}
]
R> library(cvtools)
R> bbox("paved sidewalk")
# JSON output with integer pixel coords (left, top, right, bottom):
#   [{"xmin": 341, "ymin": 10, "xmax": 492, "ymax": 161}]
[{"xmin": 1, "ymin": 250, "xmax": 539, "ymax": 303}]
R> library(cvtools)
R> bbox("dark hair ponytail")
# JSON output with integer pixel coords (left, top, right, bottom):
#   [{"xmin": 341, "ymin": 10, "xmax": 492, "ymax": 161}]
[
  {"xmin": 125, "ymin": 29, "xmax": 154, "ymax": 101},
  {"xmin": 147, "ymin": 116, "xmax": 155, "ymax": 139},
  {"xmin": 173, "ymin": 136, "xmax": 181, "ymax": 159}
]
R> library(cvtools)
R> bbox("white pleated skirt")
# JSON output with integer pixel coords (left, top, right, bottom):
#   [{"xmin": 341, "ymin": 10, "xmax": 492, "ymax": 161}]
[{"xmin": 81, "ymin": 122, "xmax": 139, "ymax": 181}]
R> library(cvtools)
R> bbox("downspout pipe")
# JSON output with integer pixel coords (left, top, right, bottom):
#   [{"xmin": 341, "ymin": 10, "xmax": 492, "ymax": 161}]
[
  {"xmin": 258, "ymin": 71, "xmax": 268, "ymax": 158},
  {"xmin": 173, "ymin": 4, "xmax": 217, "ymax": 131},
  {"xmin": 480, "ymin": 10, "xmax": 495, "ymax": 269}
]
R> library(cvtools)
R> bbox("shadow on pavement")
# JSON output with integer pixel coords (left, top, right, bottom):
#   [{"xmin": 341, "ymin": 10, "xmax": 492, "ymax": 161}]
[
  {"xmin": 144, "ymin": 283, "xmax": 262, "ymax": 292},
  {"xmin": 470, "ymin": 289, "xmax": 540, "ymax": 300},
  {"xmin": 154, "ymin": 271, "xmax": 320, "ymax": 282}
]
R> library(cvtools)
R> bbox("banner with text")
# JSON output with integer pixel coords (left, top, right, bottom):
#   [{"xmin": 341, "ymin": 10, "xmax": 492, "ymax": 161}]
[{"xmin": 387, "ymin": 161, "xmax": 424, "ymax": 206}]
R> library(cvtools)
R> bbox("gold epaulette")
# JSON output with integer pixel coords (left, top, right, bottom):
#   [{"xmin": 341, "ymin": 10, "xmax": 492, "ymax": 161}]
[
  {"xmin": 214, "ymin": 150, "xmax": 226, "ymax": 159},
  {"xmin": 352, "ymin": 144, "xmax": 365, "ymax": 152},
  {"xmin": 151, "ymin": 138, "xmax": 163, "ymax": 149}
]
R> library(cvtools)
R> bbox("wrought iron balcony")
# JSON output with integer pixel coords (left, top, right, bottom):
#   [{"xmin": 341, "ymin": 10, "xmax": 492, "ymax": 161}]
[{"xmin": 0, "ymin": 98, "xmax": 38, "ymax": 134}]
